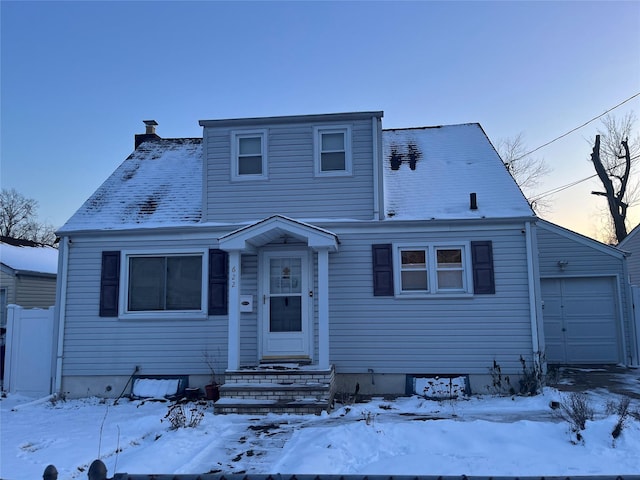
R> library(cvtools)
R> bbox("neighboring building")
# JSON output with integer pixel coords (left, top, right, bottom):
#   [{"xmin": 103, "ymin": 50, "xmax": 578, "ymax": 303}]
[
  {"xmin": 54, "ymin": 112, "xmax": 560, "ymax": 410},
  {"xmin": 0, "ymin": 237, "xmax": 58, "ymax": 327},
  {"xmin": 536, "ymin": 221, "xmax": 636, "ymax": 366},
  {"xmin": 0, "ymin": 237, "xmax": 58, "ymax": 387},
  {"xmin": 618, "ymin": 222, "xmax": 640, "ymax": 286}
]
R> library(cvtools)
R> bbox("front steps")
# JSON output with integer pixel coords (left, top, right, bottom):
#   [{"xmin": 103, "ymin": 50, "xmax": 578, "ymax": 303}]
[{"xmin": 214, "ymin": 364, "xmax": 335, "ymax": 414}]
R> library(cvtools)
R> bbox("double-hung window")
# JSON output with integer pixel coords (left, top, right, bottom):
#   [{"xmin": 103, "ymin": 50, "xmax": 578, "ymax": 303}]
[
  {"xmin": 231, "ymin": 130, "xmax": 267, "ymax": 180},
  {"xmin": 396, "ymin": 244, "xmax": 470, "ymax": 295},
  {"xmin": 122, "ymin": 251, "xmax": 208, "ymax": 318},
  {"xmin": 314, "ymin": 125, "xmax": 352, "ymax": 176},
  {"xmin": 400, "ymin": 249, "xmax": 429, "ymax": 291}
]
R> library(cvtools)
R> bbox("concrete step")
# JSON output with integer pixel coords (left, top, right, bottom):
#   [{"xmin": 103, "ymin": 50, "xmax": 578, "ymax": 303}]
[
  {"xmin": 219, "ymin": 382, "xmax": 331, "ymax": 402},
  {"xmin": 214, "ymin": 397, "xmax": 331, "ymax": 415}
]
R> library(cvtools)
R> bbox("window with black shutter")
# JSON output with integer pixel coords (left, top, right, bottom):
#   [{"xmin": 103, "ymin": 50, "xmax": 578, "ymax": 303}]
[
  {"xmin": 471, "ymin": 241, "xmax": 495, "ymax": 294},
  {"xmin": 100, "ymin": 251, "xmax": 120, "ymax": 317},
  {"xmin": 372, "ymin": 244, "xmax": 394, "ymax": 296},
  {"xmin": 208, "ymin": 249, "xmax": 228, "ymax": 315}
]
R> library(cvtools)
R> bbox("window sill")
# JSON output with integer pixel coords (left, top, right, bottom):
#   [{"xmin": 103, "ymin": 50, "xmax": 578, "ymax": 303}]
[
  {"xmin": 395, "ymin": 293, "xmax": 474, "ymax": 299},
  {"xmin": 118, "ymin": 311, "xmax": 209, "ymax": 321}
]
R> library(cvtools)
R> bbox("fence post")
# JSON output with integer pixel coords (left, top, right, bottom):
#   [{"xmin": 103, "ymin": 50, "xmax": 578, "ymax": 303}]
[
  {"xmin": 42, "ymin": 464, "xmax": 58, "ymax": 480},
  {"xmin": 88, "ymin": 459, "xmax": 108, "ymax": 480}
]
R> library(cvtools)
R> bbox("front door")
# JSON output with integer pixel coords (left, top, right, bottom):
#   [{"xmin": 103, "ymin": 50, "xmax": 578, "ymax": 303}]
[{"xmin": 261, "ymin": 251, "xmax": 310, "ymax": 359}]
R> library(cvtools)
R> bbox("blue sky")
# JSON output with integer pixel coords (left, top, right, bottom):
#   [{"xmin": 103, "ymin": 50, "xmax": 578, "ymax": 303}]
[{"xmin": 2, "ymin": 1, "xmax": 639, "ymax": 240}]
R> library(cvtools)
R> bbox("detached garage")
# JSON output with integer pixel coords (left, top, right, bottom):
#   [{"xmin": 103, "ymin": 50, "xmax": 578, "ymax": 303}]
[{"xmin": 536, "ymin": 220, "xmax": 637, "ymax": 366}]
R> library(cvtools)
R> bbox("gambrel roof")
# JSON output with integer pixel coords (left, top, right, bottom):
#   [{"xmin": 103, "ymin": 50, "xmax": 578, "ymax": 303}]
[{"xmin": 59, "ymin": 119, "xmax": 532, "ymax": 233}]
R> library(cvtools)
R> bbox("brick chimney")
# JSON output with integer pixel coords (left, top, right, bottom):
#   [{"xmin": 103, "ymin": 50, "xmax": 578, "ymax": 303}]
[{"xmin": 134, "ymin": 120, "xmax": 160, "ymax": 148}]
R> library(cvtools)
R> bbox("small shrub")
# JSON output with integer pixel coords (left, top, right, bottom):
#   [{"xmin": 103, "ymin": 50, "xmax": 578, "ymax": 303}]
[
  {"xmin": 606, "ymin": 396, "xmax": 631, "ymax": 442},
  {"xmin": 558, "ymin": 392, "xmax": 594, "ymax": 443},
  {"xmin": 487, "ymin": 359, "xmax": 514, "ymax": 395},
  {"xmin": 162, "ymin": 401, "xmax": 206, "ymax": 430},
  {"xmin": 518, "ymin": 353, "xmax": 545, "ymax": 395},
  {"xmin": 362, "ymin": 410, "xmax": 376, "ymax": 425}
]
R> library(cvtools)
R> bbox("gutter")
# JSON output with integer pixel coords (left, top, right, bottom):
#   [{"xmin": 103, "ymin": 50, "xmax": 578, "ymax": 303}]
[{"xmin": 53, "ymin": 236, "xmax": 69, "ymax": 394}]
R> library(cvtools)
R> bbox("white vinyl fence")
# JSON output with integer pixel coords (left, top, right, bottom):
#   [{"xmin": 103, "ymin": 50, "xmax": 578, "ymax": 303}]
[{"xmin": 4, "ymin": 305, "xmax": 56, "ymax": 397}]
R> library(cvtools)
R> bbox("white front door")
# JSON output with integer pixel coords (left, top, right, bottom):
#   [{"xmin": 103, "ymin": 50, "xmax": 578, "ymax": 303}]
[{"xmin": 261, "ymin": 251, "xmax": 310, "ymax": 359}]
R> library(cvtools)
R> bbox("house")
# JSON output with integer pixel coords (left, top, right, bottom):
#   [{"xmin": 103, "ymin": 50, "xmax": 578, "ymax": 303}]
[
  {"xmin": 0, "ymin": 237, "xmax": 58, "ymax": 388},
  {"xmin": 536, "ymin": 221, "xmax": 637, "ymax": 366},
  {"xmin": 56, "ymin": 112, "xmax": 544, "ymax": 412}
]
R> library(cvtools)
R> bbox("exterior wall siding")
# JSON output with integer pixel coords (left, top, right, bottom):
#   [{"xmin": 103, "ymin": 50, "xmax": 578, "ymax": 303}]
[
  {"xmin": 60, "ymin": 221, "xmax": 535, "ymax": 388},
  {"xmin": 536, "ymin": 222, "xmax": 633, "ymax": 363},
  {"xmin": 204, "ymin": 119, "xmax": 375, "ymax": 222},
  {"xmin": 14, "ymin": 275, "xmax": 56, "ymax": 308},
  {"xmin": 326, "ymin": 224, "xmax": 533, "ymax": 375},
  {"xmin": 61, "ymin": 235, "xmax": 229, "ymax": 380},
  {"xmin": 1, "ymin": 269, "xmax": 17, "ymax": 306},
  {"xmin": 620, "ymin": 228, "xmax": 640, "ymax": 286}
]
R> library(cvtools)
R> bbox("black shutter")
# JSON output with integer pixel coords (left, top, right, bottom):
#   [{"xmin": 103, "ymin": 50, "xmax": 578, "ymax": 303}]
[
  {"xmin": 208, "ymin": 249, "xmax": 228, "ymax": 315},
  {"xmin": 372, "ymin": 244, "xmax": 394, "ymax": 296},
  {"xmin": 100, "ymin": 251, "xmax": 120, "ymax": 317},
  {"xmin": 471, "ymin": 241, "xmax": 495, "ymax": 294}
]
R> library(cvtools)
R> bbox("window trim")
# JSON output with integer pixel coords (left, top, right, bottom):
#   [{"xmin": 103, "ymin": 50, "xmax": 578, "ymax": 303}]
[
  {"xmin": 393, "ymin": 243, "xmax": 473, "ymax": 297},
  {"xmin": 231, "ymin": 129, "xmax": 268, "ymax": 181},
  {"xmin": 119, "ymin": 248, "xmax": 209, "ymax": 320},
  {"xmin": 313, "ymin": 125, "xmax": 352, "ymax": 176}
]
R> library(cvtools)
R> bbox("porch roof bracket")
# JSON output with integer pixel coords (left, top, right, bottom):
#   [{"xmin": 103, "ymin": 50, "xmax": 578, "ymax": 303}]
[{"xmin": 218, "ymin": 215, "xmax": 339, "ymax": 253}]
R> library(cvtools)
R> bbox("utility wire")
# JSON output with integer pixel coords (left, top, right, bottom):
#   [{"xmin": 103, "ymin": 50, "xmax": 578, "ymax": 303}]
[
  {"xmin": 531, "ymin": 153, "xmax": 640, "ymax": 201},
  {"xmin": 512, "ymin": 92, "xmax": 640, "ymax": 163}
]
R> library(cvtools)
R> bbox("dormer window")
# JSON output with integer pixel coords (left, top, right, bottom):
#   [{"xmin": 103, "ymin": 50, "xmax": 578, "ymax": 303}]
[
  {"xmin": 231, "ymin": 130, "xmax": 268, "ymax": 181},
  {"xmin": 314, "ymin": 125, "xmax": 352, "ymax": 176}
]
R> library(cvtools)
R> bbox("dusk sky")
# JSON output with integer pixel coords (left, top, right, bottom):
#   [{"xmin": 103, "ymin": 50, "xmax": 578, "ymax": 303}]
[{"xmin": 2, "ymin": 1, "xmax": 639, "ymax": 241}]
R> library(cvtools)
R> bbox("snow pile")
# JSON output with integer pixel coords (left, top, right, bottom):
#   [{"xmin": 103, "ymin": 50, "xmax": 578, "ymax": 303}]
[
  {"xmin": 2, "ymin": 388, "xmax": 639, "ymax": 479},
  {"xmin": 132, "ymin": 379, "xmax": 180, "ymax": 399}
]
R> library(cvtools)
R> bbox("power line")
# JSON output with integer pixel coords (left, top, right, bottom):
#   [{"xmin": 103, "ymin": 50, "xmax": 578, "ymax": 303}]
[
  {"xmin": 512, "ymin": 92, "xmax": 640, "ymax": 163},
  {"xmin": 531, "ymin": 154, "xmax": 640, "ymax": 201}
]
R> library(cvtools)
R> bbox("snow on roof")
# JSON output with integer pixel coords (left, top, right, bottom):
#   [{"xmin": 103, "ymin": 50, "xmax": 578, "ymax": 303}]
[
  {"xmin": 59, "ymin": 123, "xmax": 532, "ymax": 233},
  {"xmin": 0, "ymin": 242, "xmax": 58, "ymax": 275},
  {"xmin": 382, "ymin": 124, "xmax": 533, "ymax": 220},
  {"xmin": 58, "ymin": 139, "xmax": 202, "ymax": 233}
]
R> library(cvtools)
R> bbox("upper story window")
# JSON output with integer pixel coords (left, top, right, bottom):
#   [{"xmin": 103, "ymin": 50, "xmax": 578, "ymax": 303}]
[
  {"xmin": 314, "ymin": 125, "xmax": 352, "ymax": 176},
  {"xmin": 395, "ymin": 244, "xmax": 471, "ymax": 296},
  {"xmin": 231, "ymin": 130, "xmax": 268, "ymax": 181}
]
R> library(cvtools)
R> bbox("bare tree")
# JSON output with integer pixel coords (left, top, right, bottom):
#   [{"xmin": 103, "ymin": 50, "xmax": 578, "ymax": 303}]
[
  {"xmin": 0, "ymin": 188, "xmax": 57, "ymax": 246},
  {"xmin": 497, "ymin": 133, "xmax": 552, "ymax": 213},
  {"xmin": 590, "ymin": 113, "xmax": 639, "ymax": 244}
]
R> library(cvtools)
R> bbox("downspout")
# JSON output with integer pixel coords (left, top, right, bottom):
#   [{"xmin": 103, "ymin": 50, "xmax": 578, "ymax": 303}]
[
  {"xmin": 372, "ymin": 116, "xmax": 381, "ymax": 221},
  {"xmin": 525, "ymin": 221, "xmax": 541, "ymax": 355},
  {"xmin": 54, "ymin": 236, "xmax": 69, "ymax": 394},
  {"xmin": 621, "ymin": 253, "xmax": 638, "ymax": 366}
]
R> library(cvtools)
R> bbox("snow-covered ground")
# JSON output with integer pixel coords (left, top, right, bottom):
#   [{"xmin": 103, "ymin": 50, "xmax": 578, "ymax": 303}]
[{"xmin": 2, "ymin": 388, "xmax": 639, "ymax": 480}]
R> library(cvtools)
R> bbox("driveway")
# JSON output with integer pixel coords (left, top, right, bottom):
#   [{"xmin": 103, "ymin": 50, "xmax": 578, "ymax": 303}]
[{"xmin": 552, "ymin": 364, "xmax": 640, "ymax": 399}]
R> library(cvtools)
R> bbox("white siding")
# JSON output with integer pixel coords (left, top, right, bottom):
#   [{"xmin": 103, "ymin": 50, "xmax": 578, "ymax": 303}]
[
  {"xmin": 60, "ymin": 221, "xmax": 535, "ymax": 380},
  {"xmin": 326, "ymin": 224, "xmax": 533, "ymax": 375},
  {"xmin": 204, "ymin": 119, "xmax": 375, "ymax": 222},
  {"xmin": 61, "ymin": 235, "xmax": 228, "ymax": 378}
]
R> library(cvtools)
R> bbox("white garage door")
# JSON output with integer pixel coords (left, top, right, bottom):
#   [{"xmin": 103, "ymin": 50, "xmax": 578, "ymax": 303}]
[{"xmin": 542, "ymin": 277, "xmax": 620, "ymax": 364}]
